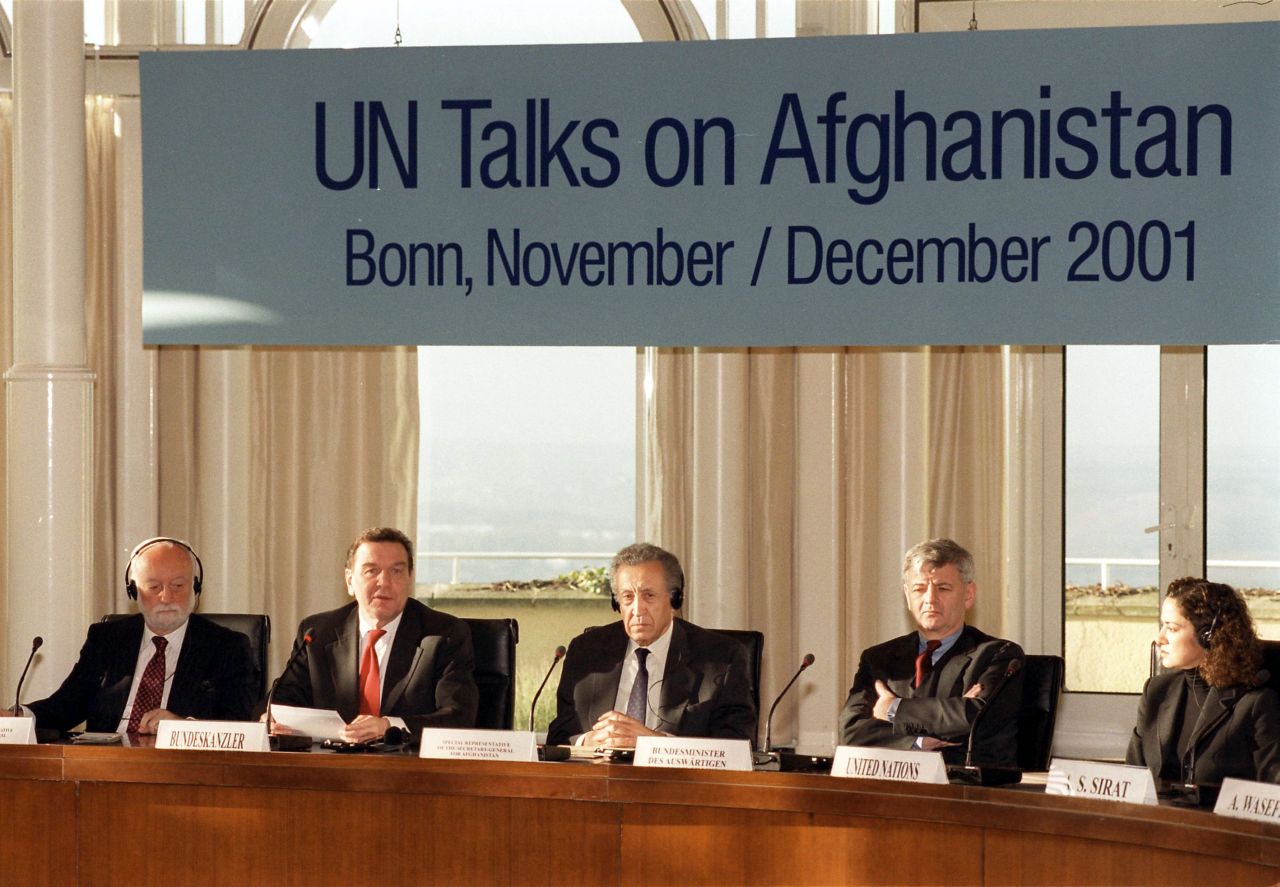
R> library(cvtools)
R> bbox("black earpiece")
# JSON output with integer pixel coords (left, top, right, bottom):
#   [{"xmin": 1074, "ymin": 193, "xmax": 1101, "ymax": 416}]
[
  {"xmin": 1198, "ymin": 608, "xmax": 1219, "ymax": 650},
  {"xmin": 124, "ymin": 537, "xmax": 204, "ymax": 600}
]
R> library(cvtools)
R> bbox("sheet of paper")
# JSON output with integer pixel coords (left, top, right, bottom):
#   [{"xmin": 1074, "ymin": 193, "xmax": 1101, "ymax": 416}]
[{"xmin": 267, "ymin": 704, "xmax": 347, "ymax": 740}]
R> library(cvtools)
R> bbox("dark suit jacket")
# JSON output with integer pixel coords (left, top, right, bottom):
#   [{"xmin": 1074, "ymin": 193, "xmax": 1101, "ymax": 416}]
[
  {"xmin": 546, "ymin": 618, "xmax": 756, "ymax": 746},
  {"xmin": 837, "ymin": 625, "xmax": 1024, "ymax": 767},
  {"xmin": 271, "ymin": 598, "xmax": 478, "ymax": 735},
  {"xmin": 1126, "ymin": 670, "xmax": 1280, "ymax": 787},
  {"xmin": 26, "ymin": 613, "xmax": 256, "ymax": 733}
]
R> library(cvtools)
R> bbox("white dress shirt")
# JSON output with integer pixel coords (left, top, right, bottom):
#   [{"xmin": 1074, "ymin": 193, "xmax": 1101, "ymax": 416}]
[{"xmin": 115, "ymin": 618, "xmax": 190, "ymax": 733}]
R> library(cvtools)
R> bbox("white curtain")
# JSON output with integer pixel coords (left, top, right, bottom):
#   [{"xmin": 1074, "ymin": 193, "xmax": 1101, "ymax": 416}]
[{"xmin": 642, "ymin": 345, "xmax": 1058, "ymax": 748}]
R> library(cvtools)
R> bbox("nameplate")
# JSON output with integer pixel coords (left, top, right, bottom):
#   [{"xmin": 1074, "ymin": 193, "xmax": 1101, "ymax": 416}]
[
  {"xmin": 0, "ymin": 716, "xmax": 35, "ymax": 745},
  {"xmin": 830, "ymin": 746, "xmax": 949, "ymax": 784},
  {"xmin": 633, "ymin": 736, "xmax": 752, "ymax": 771},
  {"xmin": 419, "ymin": 728, "xmax": 537, "ymax": 762},
  {"xmin": 1214, "ymin": 777, "xmax": 1280, "ymax": 823},
  {"xmin": 155, "ymin": 720, "xmax": 269, "ymax": 752},
  {"xmin": 1045, "ymin": 758, "xmax": 1157, "ymax": 805}
]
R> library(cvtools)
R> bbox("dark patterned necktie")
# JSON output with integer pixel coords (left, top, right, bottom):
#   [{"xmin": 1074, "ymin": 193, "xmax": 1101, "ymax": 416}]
[
  {"xmin": 914, "ymin": 640, "xmax": 942, "ymax": 689},
  {"xmin": 127, "ymin": 636, "xmax": 168, "ymax": 732},
  {"xmin": 625, "ymin": 648, "xmax": 650, "ymax": 723}
]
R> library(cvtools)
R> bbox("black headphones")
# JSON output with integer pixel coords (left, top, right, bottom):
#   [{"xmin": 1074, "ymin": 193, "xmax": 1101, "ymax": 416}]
[
  {"xmin": 1197, "ymin": 607, "xmax": 1220, "ymax": 651},
  {"xmin": 608, "ymin": 579, "xmax": 684, "ymax": 612},
  {"xmin": 124, "ymin": 537, "xmax": 204, "ymax": 600}
]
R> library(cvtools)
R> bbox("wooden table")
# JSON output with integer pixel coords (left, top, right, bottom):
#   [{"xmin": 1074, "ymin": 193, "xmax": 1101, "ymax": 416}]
[{"xmin": 1, "ymin": 743, "xmax": 1276, "ymax": 885}]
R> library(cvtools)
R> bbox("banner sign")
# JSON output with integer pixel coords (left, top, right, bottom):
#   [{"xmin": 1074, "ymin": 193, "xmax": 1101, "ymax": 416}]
[{"xmin": 140, "ymin": 24, "xmax": 1278, "ymax": 345}]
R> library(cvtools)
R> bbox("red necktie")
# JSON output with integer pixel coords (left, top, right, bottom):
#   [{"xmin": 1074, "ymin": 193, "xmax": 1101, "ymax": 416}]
[
  {"xmin": 914, "ymin": 640, "xmax": 942, "ymax": 689},
  {"xmin": 128, "ymin": 636, "xmax": 169, "ymax": 732},
  {"xmin": 358, "ymin": 629, "xmax": 386, "ymax": 716}
]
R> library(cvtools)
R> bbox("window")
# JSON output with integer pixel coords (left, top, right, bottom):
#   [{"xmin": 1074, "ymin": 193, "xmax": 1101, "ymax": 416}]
[
  {"xmin": 1065, "ymin": 344, "xmax": 1280, "ymax": 693},
  {"xmin": 417, "ymin": 346, "xmax": 635, "ymax": 584},
  {"xmin": 1206, "ymin": 345, "xmax": 1280, "ymax": 633},
  {"xmin": 1064, "ymin": 346, "xmax": 1160, "ymax": 693}
]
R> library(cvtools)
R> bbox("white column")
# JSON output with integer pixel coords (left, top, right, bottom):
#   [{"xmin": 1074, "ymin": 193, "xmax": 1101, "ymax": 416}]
[{"xmin": 5, "ymin": 0, "xmax": 95, "ymax": 700}]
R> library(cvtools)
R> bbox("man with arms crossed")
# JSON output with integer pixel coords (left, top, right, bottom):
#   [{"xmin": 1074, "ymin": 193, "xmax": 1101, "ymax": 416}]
[
  {"xmin": 15, "ymin": 537, "xmax": 255, "ymax": 734},
  {"xmin": 838, "ymin": 538, "xmax": 1024, "ymax": 767},
  {"xmin": 271, "ymin": 527, "xmax": 478, "ymax": 742},
  {"xmin": 547, "ymin": 543, "xmax": 756, "ymax": 747}
]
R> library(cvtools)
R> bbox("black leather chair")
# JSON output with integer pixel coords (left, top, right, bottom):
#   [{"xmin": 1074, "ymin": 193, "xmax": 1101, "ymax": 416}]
[
  {"xmin": 1017, "ymin": 653, "xmax": 1064, "ymax": 772},
  {"xmin": 462, "ymin": 617, "xmax": 518, "ymax": 730},
  {"xmin": 103, "ymin": 612, "xmax": 271, "ymax": 704},
  {"xmin": 712, "ymin": 628, "xmax": 764, "ymax": 718}
]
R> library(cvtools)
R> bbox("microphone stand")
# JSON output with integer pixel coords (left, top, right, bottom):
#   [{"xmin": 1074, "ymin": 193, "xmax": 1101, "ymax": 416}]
[
  {"xmin": 12, "ymin": 637, "xmax": 42, "ymax": 715},
  {"xmin": 755, "ymin": 654, "xmax": 829, "ymax": 772},
  {"xmin": 266, "ymin": 629, "xmax": 312, "ymax": 751},
  {"xmin": 529, "ymin": 646, "xmax": 566, "ymax": 733}
]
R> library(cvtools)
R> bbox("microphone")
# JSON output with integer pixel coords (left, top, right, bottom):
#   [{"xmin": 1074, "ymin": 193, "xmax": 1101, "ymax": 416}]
[
  {"xmin": 265, "ymin": 628, "xmax": 312, "ymax": 737},
  {"xmin": 949, "ymin": 648, "xmax": 1023, "ymax": 785},
  {"xmin": 528, "ymin": 645, "xmax": 566, "ymax": 733},
  {"xmin": 764, "ymin": 653, "xmax": 815, "ymax": 754},
  {"xmin": 12, "ymin": 636, "xmax": 42, "ymax": 714}
]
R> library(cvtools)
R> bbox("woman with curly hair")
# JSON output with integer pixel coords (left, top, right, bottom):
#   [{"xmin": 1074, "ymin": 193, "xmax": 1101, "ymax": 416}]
[{"xmin": 1127, "ymin": 577, "xmax": 1280, "ymax": 788}]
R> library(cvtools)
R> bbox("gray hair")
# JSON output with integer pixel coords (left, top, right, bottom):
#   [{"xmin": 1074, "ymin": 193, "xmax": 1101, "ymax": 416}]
[
  {"xmin": 902, "ymin": 538, "xmax": 975, "ymax": 585},
  {"xmin": 610, "ymin": 543, "xmax": 685, "ymax": 599}
]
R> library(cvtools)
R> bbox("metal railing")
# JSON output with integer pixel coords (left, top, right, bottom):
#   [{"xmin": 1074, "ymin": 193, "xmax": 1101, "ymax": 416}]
[
  {"xmin": 422, "ymin": 551, "xmax": 616, "ymax": 584},
  {"xmin": 424, "ymin": 552, "xmax": 1280, "ymax": 588},
  {"xmin": 1066, "ymin": 557, "xmax": 1280, "ymax": 590}
]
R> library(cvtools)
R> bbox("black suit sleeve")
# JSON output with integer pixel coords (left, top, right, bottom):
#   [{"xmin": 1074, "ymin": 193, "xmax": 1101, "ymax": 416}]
[
  {"xmin": 891, "ymin": 643, "xmax": 1024, "ymax": 743},
  {"xmin": 26, "ymin": 625, "xmax": 116, "ymax": 733},
  {"xmin": 837, "ymin": 650, "xmax": 905, "ymax": 749},
  {"xmin": 700, "ymin": 638, "xmax": 756, "ymax": 742},
  {"xmin": 838, "ymin": 635, "xmax": 1024, "ymax": 767},
  {"xmin": 200, "ymin": 629, "xmax": 256, "ymax": 721},
  {"xmin": 398, "ymin": 617, "xmax": 478, "ymax": 734},
  {"xmin": 269, "ymin": 624, "xmax": 316, "ymax": 709},
  {"xmin": 545, "ymin": 636, "xmax": 589, "ymax": 746},
  {"xmin": 1125, "ymin": 676, "xmax": 1155, "ymax": 769},
  {"xmin": 1250, "ymin": 688, "xmax": 1280, "ymax": 783}
]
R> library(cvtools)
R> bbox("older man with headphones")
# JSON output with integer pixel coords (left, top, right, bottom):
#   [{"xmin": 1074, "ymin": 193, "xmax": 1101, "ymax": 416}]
[
  {"xmin": 546, "ymin": 543, "xmax": 756, "ymax": 748},
  {"xmin": 15, "ymin": 537, "xmax": 256, "ymax": 735}
]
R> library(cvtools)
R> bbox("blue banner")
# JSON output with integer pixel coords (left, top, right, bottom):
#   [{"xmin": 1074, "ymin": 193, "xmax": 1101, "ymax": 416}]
[{"xmin": 140, "ymin": 24, "xmax": 1279, "ymax": 345}]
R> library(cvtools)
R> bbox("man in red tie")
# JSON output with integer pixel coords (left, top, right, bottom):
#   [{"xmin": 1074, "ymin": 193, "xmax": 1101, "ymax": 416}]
[
  {"xmin": 270, "ymin": 527, "xmax": 477, "ymax": 743},
  {"xmin": 15, "ymin": 538, "xmax": 255, "ymax": 735},
  {"xmin": 837, "ymin": 539, "xmax": 1024, "ymax": 767}
]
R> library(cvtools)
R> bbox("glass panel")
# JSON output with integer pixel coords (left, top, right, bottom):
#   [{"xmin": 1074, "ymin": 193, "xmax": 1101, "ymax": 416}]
[
  {"xmin": 1064, "ymin": 346, "xmax": 1160, "ymax": 693},
  {"xmin": 418, "ymin": 346, "xmax": 635, "ymax": 585},
  {"xmin": 1206, "ymin": 345, "xmax": 1280, "ymax": 637}
]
